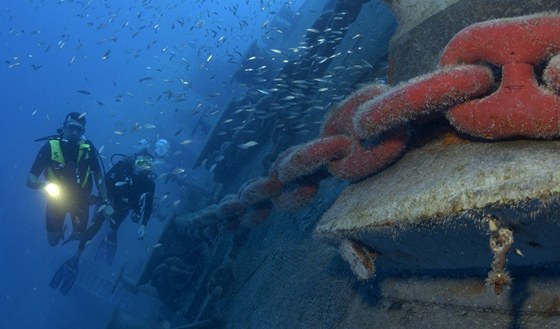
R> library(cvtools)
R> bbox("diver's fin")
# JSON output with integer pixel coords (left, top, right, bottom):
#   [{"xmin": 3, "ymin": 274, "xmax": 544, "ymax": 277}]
[
  {"xmin": 50, "ymin": 255, "xmax": 79, "ymax": 295},
  {"xmin": 96, "ymin": 230, "xmax": 117, "ymax": 265},
  {"xmin": 50, "ymin": 266, "xmax": 64, "ymax": 289}
]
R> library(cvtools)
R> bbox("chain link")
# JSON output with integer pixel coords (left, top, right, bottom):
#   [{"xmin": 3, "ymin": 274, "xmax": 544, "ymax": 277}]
[
  {"xmin": 441, "ymin": 15, "xmax": 560, "ymax": 139},
  {"xmin": 353, "ymin": 65, "xmax": 494, "ymax": 139},
  {"xmin": 182, "ymin": 14, "xmax": 560, "ymax": 229}
]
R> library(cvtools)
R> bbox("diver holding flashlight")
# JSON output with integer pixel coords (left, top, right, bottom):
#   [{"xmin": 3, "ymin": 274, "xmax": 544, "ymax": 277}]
[
  {"xmin": 27, "ymin": 112, "xmax": 113, "ymax": 294},
  {"xmin": 27, "ymin": 112, "xmax": 113, "ymax": 245}
]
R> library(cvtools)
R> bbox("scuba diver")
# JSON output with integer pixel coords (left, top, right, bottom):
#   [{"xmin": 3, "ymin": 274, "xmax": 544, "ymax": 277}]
[
  {"xmin": 92, "ymin": 149, "xmax": 156, "ymax": 265},
  {"xmin": 27, "ymin": 112, "xmax": 113, "ymax": 295}
]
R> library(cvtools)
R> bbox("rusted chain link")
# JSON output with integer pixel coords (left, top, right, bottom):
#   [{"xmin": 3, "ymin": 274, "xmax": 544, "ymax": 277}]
[
  {"xmin": 321, "ymin": 84, "xmax": 408, "ymax": 181},
  {"xmin": 441, "ymin": 15, "xmax": 560, "ymax": 139},
  {"xmin": 276, "ymin": 135, "xmax": 352, "ymax": 184},
  {"xmin": 353, "ymin": 65, "xmax": 493, "ymax": 140},
  {"xmin": 178, "ymin": 14, "xmax": 560, "ymax": 232}
]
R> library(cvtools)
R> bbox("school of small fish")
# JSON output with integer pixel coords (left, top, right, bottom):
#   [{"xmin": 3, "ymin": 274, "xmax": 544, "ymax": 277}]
[{"xmin": 8, "ymin": 0, "xmax": 379, "ymax": 186}]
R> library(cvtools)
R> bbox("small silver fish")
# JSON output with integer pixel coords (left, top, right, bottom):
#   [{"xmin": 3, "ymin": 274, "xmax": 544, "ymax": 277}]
[
  {"xmin": 101, "ymin": 49, "xmax": 111, "ymax": 60},
  {"xmin": 239, "ymin": 141, "xmax": 258, "ymax": 149},
  {"xmin": 146, "ymin": 243, "xmax": 163, "ymax": 254}
]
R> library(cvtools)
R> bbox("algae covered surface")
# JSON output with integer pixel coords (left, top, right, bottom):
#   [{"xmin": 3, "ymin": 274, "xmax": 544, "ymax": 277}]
[{"xmin": 317, "ymin": 140, "xmax": 560, "ymax": 234}]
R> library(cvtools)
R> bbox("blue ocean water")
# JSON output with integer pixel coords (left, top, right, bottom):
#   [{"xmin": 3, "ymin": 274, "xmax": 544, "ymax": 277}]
[{"xmin": 0, "ymin": 0, "xmax": 310, "ymax": 328}]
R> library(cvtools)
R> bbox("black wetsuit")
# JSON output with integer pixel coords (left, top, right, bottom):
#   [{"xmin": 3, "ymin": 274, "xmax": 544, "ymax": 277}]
[
  {"xmin": 29, "ymin": 138, "xmax": 101, "ymax": 237},
  {"xmin": 79, "ymin": 158, "xmax": 155, "ymax": 250}
]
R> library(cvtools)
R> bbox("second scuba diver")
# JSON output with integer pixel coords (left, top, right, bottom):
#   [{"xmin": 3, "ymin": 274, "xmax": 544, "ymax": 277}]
[
  {"xmin": 90, "ymin": 150, "xmax": 156, "ymax": 265},
  {"xmin": 48, "ymin": 150, "xmax": 156, "ymax": 294}
]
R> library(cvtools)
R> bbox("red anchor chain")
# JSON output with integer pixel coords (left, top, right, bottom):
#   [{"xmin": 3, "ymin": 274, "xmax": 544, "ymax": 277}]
[
  {"xmin": 192, "ymin": 14, "xmax": 560, "ymax": 230},
  {"xmin": 441, "ymin": 15, "xmax": 560, "ymax": 139}
]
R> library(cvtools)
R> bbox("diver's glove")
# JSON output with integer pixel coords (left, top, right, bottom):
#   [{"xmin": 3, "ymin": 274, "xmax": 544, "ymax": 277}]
[
  {"xmin": 98, "ymin": 199, "xmax": 114, "ymax": 217},
  {"xmin": 103, "ymin": 204, "xmax": 114, "ymax": 217},
  {"xmin": 137, "ymin": 224, "xmax": 146, "ymax": 240}
]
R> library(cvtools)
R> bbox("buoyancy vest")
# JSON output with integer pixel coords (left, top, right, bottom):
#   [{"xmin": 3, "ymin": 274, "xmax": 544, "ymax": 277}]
[{"xmin": 46, "ymin": 139, "xmax": 92, "ymax": 189}]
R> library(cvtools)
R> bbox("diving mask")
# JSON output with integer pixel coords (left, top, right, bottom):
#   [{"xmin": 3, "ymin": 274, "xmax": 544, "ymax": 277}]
[{"xmin": 134, "ymin": 157, "xmax": 153, "ymax": 172}]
